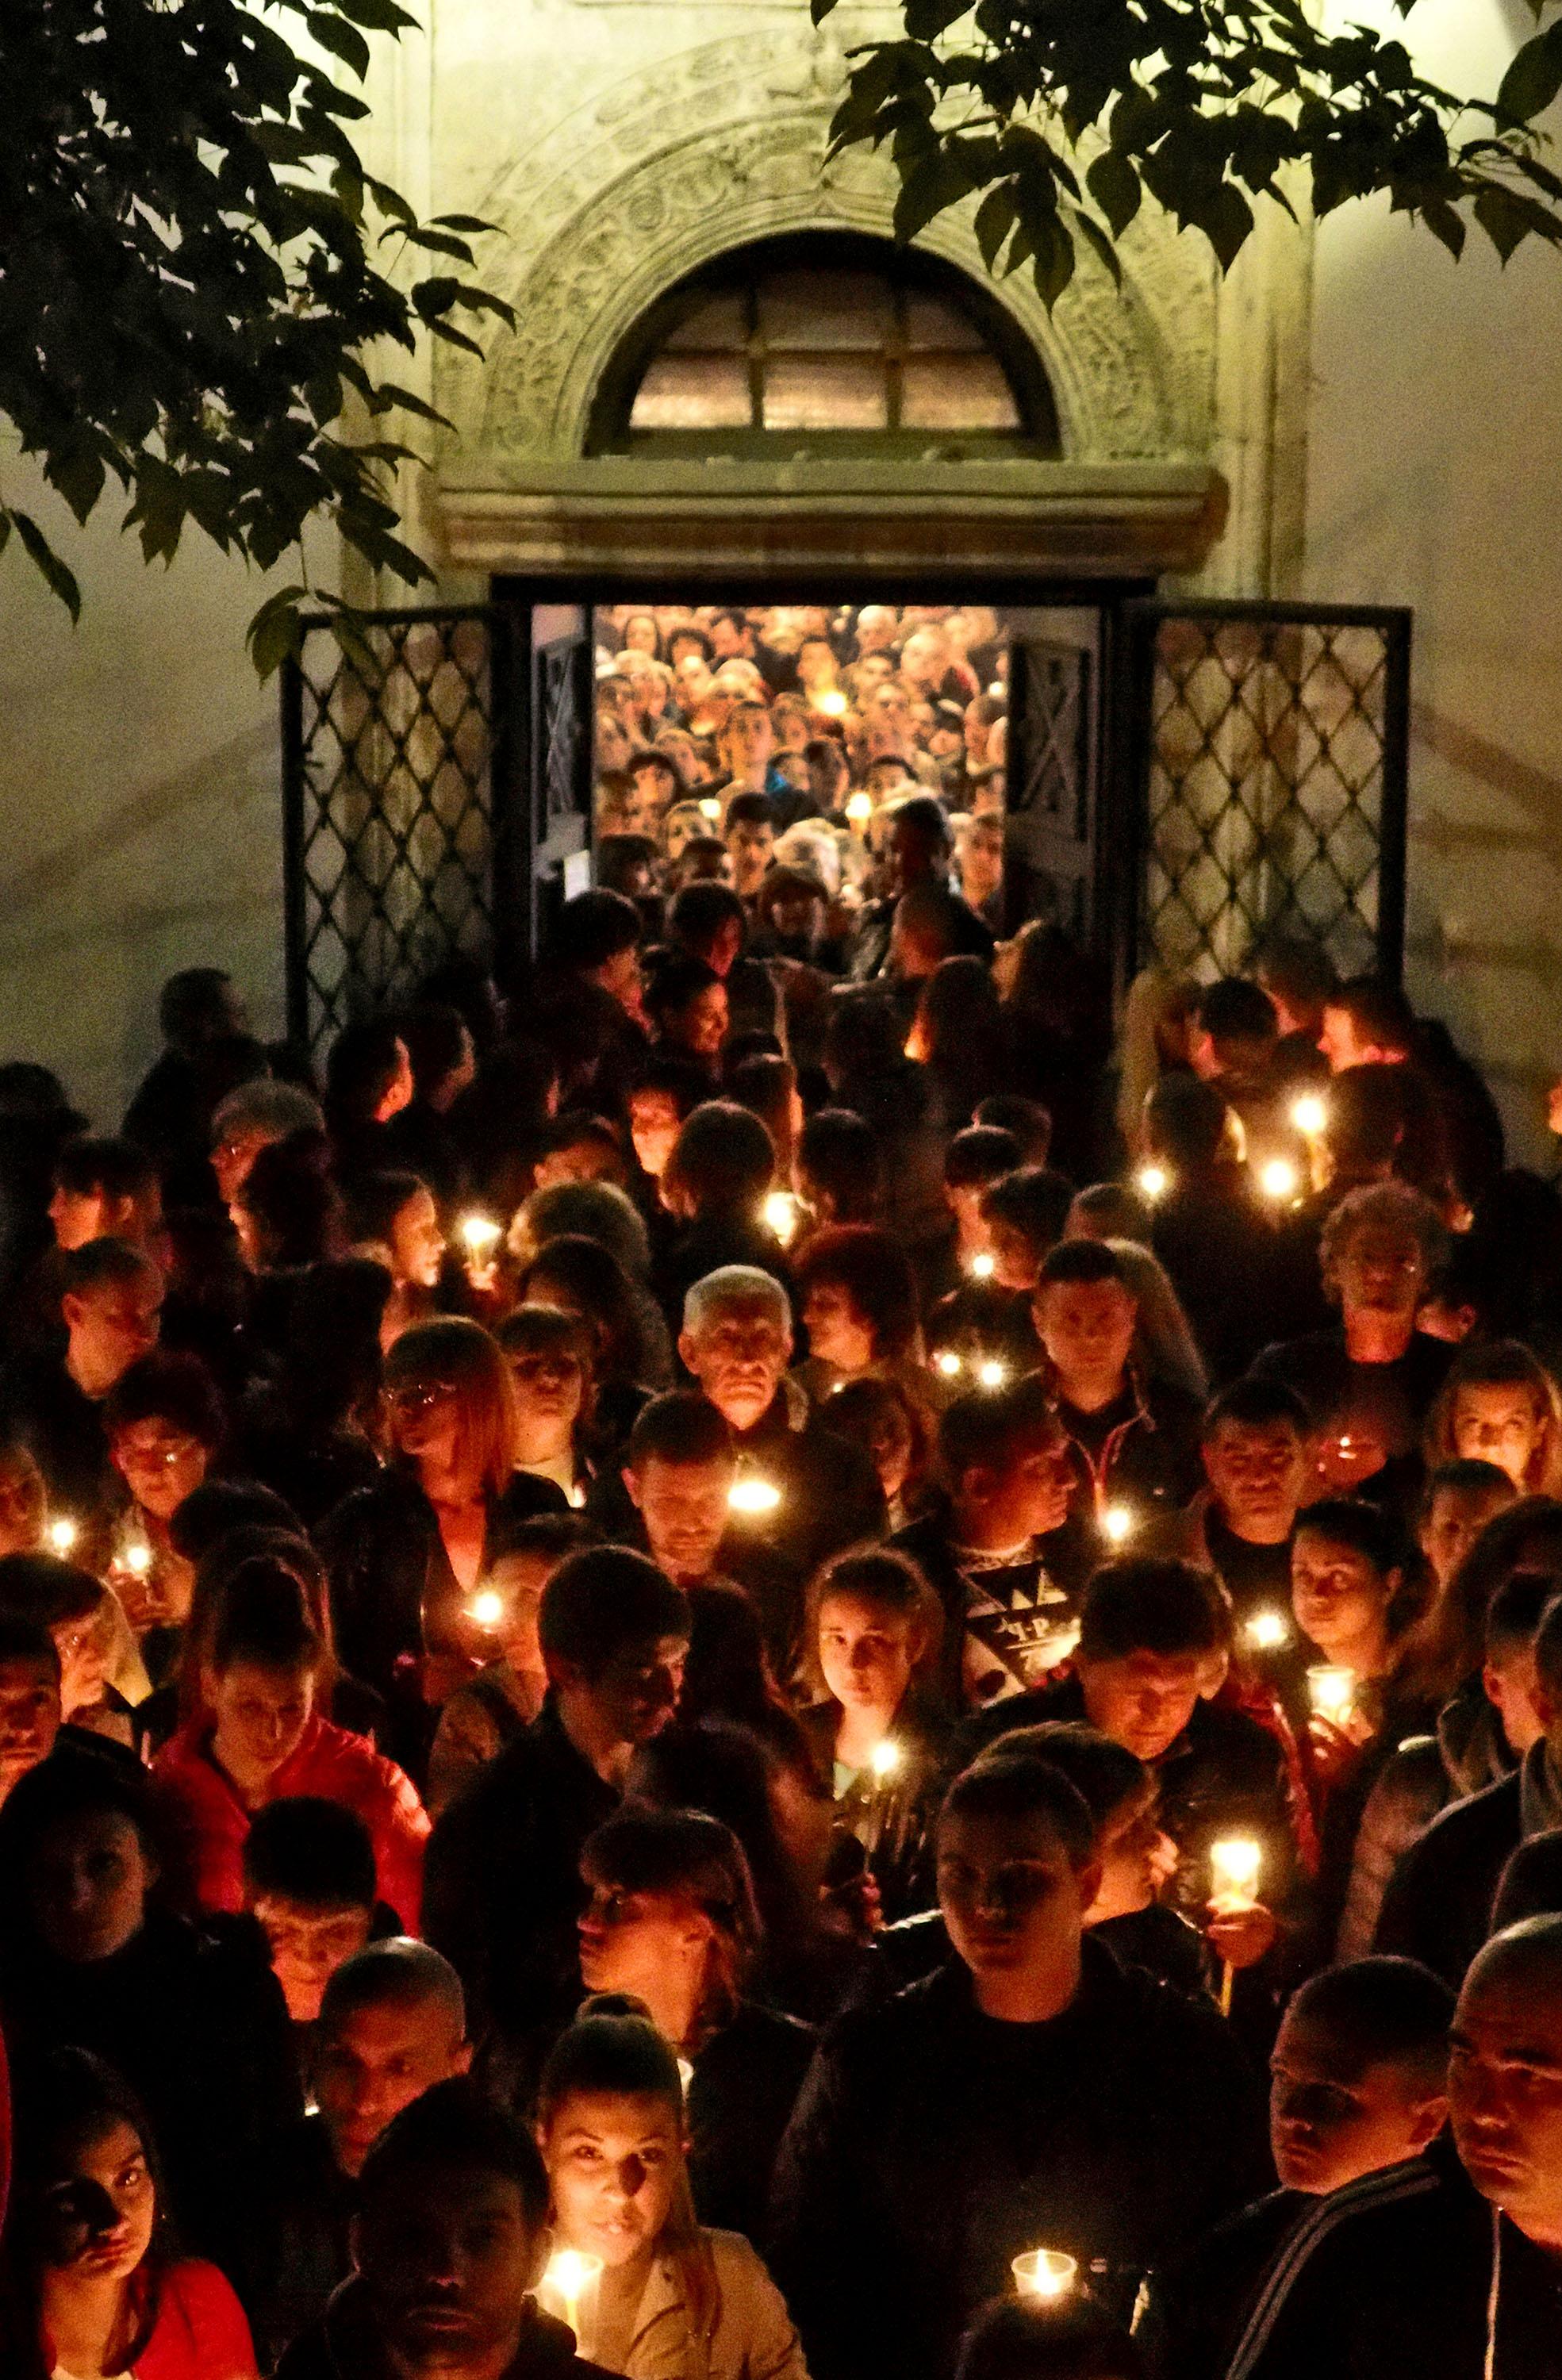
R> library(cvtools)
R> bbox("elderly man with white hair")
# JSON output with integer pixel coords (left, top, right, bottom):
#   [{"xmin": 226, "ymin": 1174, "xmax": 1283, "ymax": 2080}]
[{"xmin": 663, "ymin": 1265, "xmax": 885, "ymax": 1676}]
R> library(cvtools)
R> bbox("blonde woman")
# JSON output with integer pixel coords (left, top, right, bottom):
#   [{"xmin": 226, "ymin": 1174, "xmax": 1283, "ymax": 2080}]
[{"xmin": 1424, "ymin": 1339, "xmax": 1562, "ymax": 1498}]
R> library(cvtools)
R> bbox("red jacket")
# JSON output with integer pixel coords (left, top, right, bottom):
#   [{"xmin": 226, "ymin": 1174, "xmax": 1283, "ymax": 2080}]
[
  {"xmin": 42, "ymin": 2259, "xmax": 258, "ymax": 2378},
  {"xmin": 154, "ymin": 1711, "xmax": 428, "ymax": 1932}
]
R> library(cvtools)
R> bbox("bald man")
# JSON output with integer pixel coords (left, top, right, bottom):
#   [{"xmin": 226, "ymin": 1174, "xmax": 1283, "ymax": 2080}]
[{"xmin": 243, "ymin": 1940, "xmax": 470, "ymax": 2365}]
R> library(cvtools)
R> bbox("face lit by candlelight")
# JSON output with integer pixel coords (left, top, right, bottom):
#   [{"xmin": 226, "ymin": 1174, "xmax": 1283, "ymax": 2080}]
[
  {"xmin": 389, "ymin": 1186, "xmax": 447, "ymax": 1292},
  {"xmin": 38, "ymin": 2115, "xmax": 157, "ymax": 2285},
  {"xmin": 353, "ymin": 2160, "xmax": 541, "ymax": 2371},
  {"xmin": 1270, "ymin": 2006, "xmax": 1447, "ymax": 2194},
  {"xmin": 937, "ymin": 1806, "xmax": 1097, "ymax": 1990},
  {"xmin": 1450, "ymin": 1384, "xmax": 1547, "ymax": 1491},
  {"xmin": 1291, "ymin": 1529, "xmax": 1398, "ymax": 1666},
  {"xmin": 539, "ymin": 2089, "xmax": 682, "ymax": 2270},
  {"xmin": 624, "ymin": 1453, "xmax": 734, "ymax": 1588},
  {"xmin": 1202, "ymin": 1418, "xmax": 1311, "ymax": 1544},
  {"xmin": 816, "ymin": 1591, "xmax": 922, "ymax": 1720},
  {"xmin": 577, "ymin": 1876, "xmax": 716, "ymax": 2004},
  {"xmin": 254, "ymin": 1895, "xmax": 374, "ymax": 2024},
  {"xmin": 1084, "ymin": 1782, "xmax": 1176, "ymax": 1924},
  {"xmin": 678, "ymin": 1294, "xmax": 792, "ymax": 1435},
  {"xmin": 315, "ymin": 1990, "xmax": 471, "ymax": 2177},
  {"xmin": 108, "ymin": 1416, "xmax": 209, "ymax": 1522},
  {"xmin": 1449, "ymin": 1936, "xmax": 1562, "ymax": 2241}
]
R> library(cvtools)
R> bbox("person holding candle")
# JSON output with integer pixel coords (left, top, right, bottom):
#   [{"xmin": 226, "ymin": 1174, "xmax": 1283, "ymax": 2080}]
[
  {"xmin": 152, "ymin": 1562, "xmax": 430, "ymax": 1932},
  {"xmin": 570, "ymin": 1809, "xmax": 815, "ymax": 2245},
  {"xmin": 535, "ymin": 1998, "xmax": 808, "ymax": 2379},
  {"xmin": 1146, "ymin": 1955, "xmax": 1456, "ymax": 2380},
  {"xmin": 428, "ymin": 1514, "xmax": 598, "ymax": 1819},
  {"xmin": 769, "ymin": 1752, "xmax": 1267, "ymax": 2380},
  {"xmin": 3, "ymin": 2048, "xmax": 260, "ymax": 2380},
  {"xmin": 274, "ymin": 2079, "xmax": 614, "ymax": 2380},
  {"xmin": 892, "ymin": 1379, "xmax": 1076, "ymax": 1713},
  {"xmin": 498, "ymin": 1307, "xmax": 597, "ymax": 1509},
  {"xmin": 800, "ymin": 1548, "xmax": 950, "ymax": 1921},
  {"xmin": 101, "ymin": 1351, "xmax": 222, "ymax": 1643},
  {"xmin": 424, "ymin": 1549, "xmax": 690, "ymax": 2037},
  {"xmin": 345, "ymin": 1169, "xmax": 447, "ymax": 1350},
  {"xmin": 0, "ymin": 1555, "xmax": 147, "ymax": 1752}
]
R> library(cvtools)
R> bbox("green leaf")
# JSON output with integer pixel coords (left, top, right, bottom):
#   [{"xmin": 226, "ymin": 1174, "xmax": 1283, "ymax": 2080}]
[
  {"xmin": 1421, "ymin": 196, "xmax": 1468, "ymax": 259},
  {"xmin": 247, "ymin": 586, "xmax": 311, "ymax": 681},
  {"xmin": 7, "ymin": 511, "xmax": 83, "ymax": 623},
  {"xmin": 892, "ymin": 149, "xmax": 975, "ymax": 243},
  {"xmin": 44, "ymin": 441, "xmax": 108, "ymax": 528},
  {"xmin": 973, "ymin": 185, "xmax": 1019, "ymax": 272},
  {"xmin": 305, "ymin": 8, "xmax": 371, "ymax": 78},
  {"xmin": 1086, "ymin": 148, "xmax": 1142, "ymax": 236},
  {"xmin": 1499, "ymin": 23, "xmax": 1562, "ymax": 125}
]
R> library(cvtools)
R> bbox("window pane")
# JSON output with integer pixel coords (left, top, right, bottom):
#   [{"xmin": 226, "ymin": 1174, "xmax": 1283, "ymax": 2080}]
[
  {"xmin": 762, "ymin": 355, "xmax": 889, "ymax": 430},
  {"xmin": 904, "ymin": 294, "xmax": 986, "ymax": 351},
  {"xmin": 630, "ymin": 355, "xmax": 753, "ymax": 430},
  {"xmin": 900, "ymin": 354, "xmax": 1021, "ymax": 431},
  {"xmin": 662, "ymin": 294, "xmax": 747, "ymax": 352},
  {"xmin": 757, "ymin": 269, "xmax": 893, "ymax": 350}
]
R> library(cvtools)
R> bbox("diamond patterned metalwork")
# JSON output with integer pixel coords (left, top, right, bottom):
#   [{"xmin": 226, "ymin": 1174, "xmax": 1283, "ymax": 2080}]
[
  {"xmin": 1130, "ymin": 605, "xmax": 1411, "ymax": 985},
  {"xmin": 282, "ymin": 611, "xmax": 504, "ymax": 1052}
]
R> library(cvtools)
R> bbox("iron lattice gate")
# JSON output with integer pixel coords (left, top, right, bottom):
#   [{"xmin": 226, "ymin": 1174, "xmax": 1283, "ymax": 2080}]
[
  {"xmin": 281, "ymin": 607, "xmax": 522, "ymax": 1054},
  {"xmin": 1005, "ymin": 635, "xmax": 1095, "ymax": 942},
  {"xmin": 1118, "ymin": 601, "xmax": 1411, "ymax": 986}
]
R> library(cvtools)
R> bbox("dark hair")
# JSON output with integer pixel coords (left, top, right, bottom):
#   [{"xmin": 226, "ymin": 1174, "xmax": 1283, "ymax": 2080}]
[
  {"xmin": 938, "ymin": 1377, "xmax": 1061, "ymax": 1488},
  {"xmin": 53, "ymin": 1135, "xmax": 158, "ymax": 1206},
  {"xmin": 518, "ymin": 1234, "xmax": 654, "ymax": 1391},
  {"xmin": 1201, "ymin": 1376, "xmax": 1312, "ymax": 1441},
  {"xmin": 973, "ymin": 1096, "xmax": 1053, "ymax": 1166},
  {"xmin": 663, "ymin": 1102, "xmax": 774, "ymax": 1219},
  {"xmin": 1486, "ymin": 1570, "xmax": 1559, "ymax": 1662},
  {"xmin": 60, "ymin": 1237, "xmax": 159, "ymax": 1299},
  {"xmin": 242, "ymin": 1795, "xmax": 377, "ymax": 1909},
  {"xmin": 0, "ymin": 1752, "xmax": 161, "ymax": 1906},
  {"xmin": 101, "ymin": 1349, "xmax": 225, "ymax": 1452},
  {"xmin": 357, "ymin": 2078, "xmax": 551, "ymax": 2228},
  {"xmin": 1423, "ymin": 1457, "xmax": 1516, "ymax": 1516},
  {"xmin": 9, "ymin": 2048, "xmax": 176, "ymax": 2340},
  {"xmin": 1295, "ymin": 1497, "xmax": 1411, "ymax": 1578},
  {"xmin": 0, "ymin": 1554, "xmax": 102, "ymax": 1630},
  {"xmin": 944, "ymin": 1126, "xmax": 1023, "ymax": 1191},
  {"xmin": 581, "ymin": 1807, "xmax": 761, "ymax": 1994},
  {"xmin": 627, "ymin": 1392, "xmax": 734, "ymax": 1472},
  {"xmin": 539, "ymin": 1548, "xmax": 690, "ymax": 1674},
  {"xmin": 793, "ymin": 1225, "xmax": 921, "ymax": 1366},
  {"xmin": 167, "ymin": 1478, "xmax": 301, "ymax": 1564},
  {"xmin": 939, "ymin": 1753, "xmax": 1096, "ymax": 1868},
  {"xmin": 630, "ymin": 1054, "xmax": 710, "ymax": 1119},
  {"xmin": 1195, "ymin": 977, "xmax": 1277, "ymax": 1059},
  {"xmin": 490, "ymin": 1511, "xmax": 599, "ymax": 1569},
  {"xmin": 973, "ymin": 1719, "xmax": 1148, "ymax": 1825},
  {"xmin": 808, "ymin": 1546, "xmax": 942, "ymax": 1691},
  {"xmin": 1285, "ymin": 1956, "xmax": 1454, "ymax": 2086},
  {"xmin": 670, "ymin": 881, "xmax": 746, "ymax": 961},
  {"xmin": 238, "ymin": 1129, "xmax": 343, "ymax": 1269},
  {"xmin": 159, "ymin": 966, "xmax": 237, "ymax": 1049},
  {"xmin": 1256, "ymin": 936, "xmax": 1337, "ymax": 1023},
  {"xmin": 1144, "ymin": 1074, "xmax": 1232, "ymax": 1170},
  {"xmin": 982, "ymin": 1169, "xmax": 1075, "ymax": 1268},
  {"xmin": 211, "ymin": 1560, "xmax": 324, "ymax": 1676},
  {"xmin": 538, "ymin": 1997, "xmax": 684, "ymax": 2128},
  {"xmin": 724, "ymin": 790, "xmax": 773, "ymax": 832},
  {"xmin": 890, "ymin": 792, "xmax": 951, "ymax": 849},
  {"xmin": 1035, "ymin": 1237, "xmax": 1126, "ymax": 1293},
  {"xmin": 796, "ymin": 1107, "xmax": 881, "ymax": 1224},
  {"xmin": 1327, "ymin": 976, "xmax": 1417, "ymax": 1056},
  {"xmin": 956, "ymin": 2296, "xmax": 1146, "ymax": 2380},
  {"xmin": 324, "ymin": 1018, "xmax": 406, "ymax": 1130},
  {"xmin": 1317, "ymin": 1064, "xmax": 1410, "ymax": 1177},
  {"xmin": 1530, "ymin": 1590, "xmax": 1562, "ymax": 1702},
  {"xmin": 394, "ymin": 1004, "xmax": 470, "ymax": 1099},
  {"xmin": 727, "ymin": 1054, "xmax": 797, "ymax": 1150},
  {"xmin": 0, "ymin": 1614, "xmax": 61, "ymax": 1682},
  {"xmin": 548, "ymin": 889, "xmax": 643, "ymax": 975},
  {"xmin": 347, "ymin": 1169, "xmax": 433, "ymax": 1247},
  {"xmin": 1404, "ymin": 1495, "xmax": 1562, "ymax": 1702},
  {"xmin": 644, "ymin": 949, "xmax": 723, "ymax": 1033},
  {"xmin": 1077, "ymin": 1560, "xmax": 1229, "ymax": 1664}
]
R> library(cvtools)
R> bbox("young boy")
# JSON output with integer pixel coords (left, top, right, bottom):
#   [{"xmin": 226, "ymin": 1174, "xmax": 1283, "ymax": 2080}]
[
  {"xmin": 1418, "ymin": 1456, "xmax": 1517, "ymax": 1597},
  {"xmin": 241, "ymin": 1794, "xmax": 386, "ymax": 2025}
]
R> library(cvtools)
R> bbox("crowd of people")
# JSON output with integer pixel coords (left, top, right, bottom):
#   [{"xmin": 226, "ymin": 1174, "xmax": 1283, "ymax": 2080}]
[{"xmin": 1, "ymin": 599, "xmax": 1561, "ymax": 2377}]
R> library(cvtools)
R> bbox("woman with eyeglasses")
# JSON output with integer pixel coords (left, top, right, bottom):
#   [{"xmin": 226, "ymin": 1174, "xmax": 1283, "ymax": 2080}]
[
  {"xmin": 100, "ymin": 1355, "xmax": 222, "ymax": 1662},
  {"xmin": 319, "ymin": 1318, "xmax": 568, "ymax": 1779}
]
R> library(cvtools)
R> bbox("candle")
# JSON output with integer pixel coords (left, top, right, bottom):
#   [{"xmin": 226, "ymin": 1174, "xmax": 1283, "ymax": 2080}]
[
  {"xmin": 763, "ymin": 1190, "xmax": 800, "ymax": 1244},
  {"xmin": 121, "ymin": 1538, "xmax": 153, "ymax": 1579},
  {"xmin": 976, "ymin": 1358, "xmax": 1007, "ymax": 1390},
  {"xmin": 677, "ymin": 2057, "xmax": 694, "ymax": 2094},
  {"xmin": 816, "ymin": 689, "xmax": 848, "ymax": 717},
  {"xmin": 1307, "ymin": 1664, "xmax": 1357, "ymax": 1722},
  {"xmin": 1245, "ymin": 1607, "xmax": 1290, "ymax": 1651},
  {"xmin": 459, "ymin": 1213, "xmax": 501, "ymax": 1258},
  {"xmin": 1011, "ymin": 2248, "xmax": 1077, "ymax": 2301},
  {"xmin": 1137, "ymin": 1164, "xmax": 1169, "ymax": 1201},
  {"xmin": 845, "ymin": 791, "xmax": 874, "ymax": 831},
  {"xmin": 728, "ymin": 1475, "xmax": 781, "ymax": 1516},
  {"xmin": 538, "ymin": 2248, "xmax": 604, "ymax": 2342},
  {"xmin": 1259, "ymin": 1157, "xmax": 1299, "ymax": 1203},
  {"xmin": 698, "ymin": 796, "xmax": 722, "ymax": 823},
  {"xmin": 869, "ymin": 1738, "xmax": 903, "ymax": 1782},
  {"xmin": 1101, "ymin": 1503, "xmax": 1134, "ymax": 1545},
  {"xmin": 468, "ymin": 1588, "xmax": 505, "ymax": 1631},
  {"xmin": 1209, "ymin": 1835, "xmax": 1263, "ymax": 2017},
  {"xmin": 1291, "ymin": 1094, "xmax": 1327, "ymax": 1137},
  {"xmin": 47, "ymin": 1518, "xmax": 77, "ymax": 1557},
  {"xmin": 968, "ymin": 1250, "xmax": 996, "ymax": 1280},
  {"xmin": 935, "ymin": 1349, "xmax": 963, "ymax": 1379}
]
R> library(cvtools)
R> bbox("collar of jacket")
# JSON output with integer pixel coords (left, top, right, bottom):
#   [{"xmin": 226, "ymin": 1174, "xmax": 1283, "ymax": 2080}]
[
  {"xmin": 734, "ymin": 1377, "xmax": 811, "ymax": 1449},
  {"xmin": 319, "ymin": 2280, "xmax": 589, "ymax": 2378}
]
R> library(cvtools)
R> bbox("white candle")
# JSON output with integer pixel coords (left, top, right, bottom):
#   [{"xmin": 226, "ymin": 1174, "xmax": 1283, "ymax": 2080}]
[
  {"xmin": 1137, "ymin": 1165, "xmax": 1169, "ymax": 1201},
  {"xmin": 459, "ymin": 1213, "xmax": 501, "ymax": 1257},
  {"xmin": 1101, "ymin": 1503, "xmax": 1134, "ymax": 1545},
  {"xmin": 1012, "ymin": 2248, "xmax": 1077, "ymax": 2301},
  {"xmin": 1245, "ymin": 1607, "xmax": 1290, "ymax": 1651},
  {"xmin": 1291, "ymin": 1094, "xmax": 1326, "ymax": 1137},
  {"xmin": 728, "ymin": 1475, "xmax": 781, "ymax": 1516}
]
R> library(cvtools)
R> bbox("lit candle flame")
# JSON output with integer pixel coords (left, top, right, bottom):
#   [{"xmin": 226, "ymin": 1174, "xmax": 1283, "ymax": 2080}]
[
  {"xmin": 1102, "ymin": 1503, "xmax": 1134, "ymax": 1545},
  {"xmin": 539, "ymin": 2248, "xmax": 604, "ymax": 2336},
  {"xmin": 1011, "ymin": 2248, "xmax": 1077, "ymax": 2301},
  {"xmin": 976, "ymin": 1358, "xmax": 1007, "ymax": 1390},
  {"xmin": 816, "ymin": 689, "xmax": 848, "ymax": 717},
  {"xmin": 468, "ymin": 1589, "xmax": 505, "ymax": 1630},
  {"xmin": 1291, "ymin": 1094, "xmax": 1327, "ymax": 1137},
  {"xmin": 935, "ymin": 1349, "xmax": 963, "ymax": 1379},
  {"xmin": 869, "ymin": 1738, "xmax": 903, "ymax": 1781},
  {"xmin": 698, "ymin": 796, "xmax": 722, "ymax": 823},
  {"xmin": 1260, "ymin": 1157, "xmax": 1299, "ymax": 1202},
  {"xmin": 845, "ymin": 791, "xmax": 874, "ymax": 830},
  {"xmin": 1245, "ymin": 1608, "xmax": 1289, "ymax": 1651},
  {"xmin": 728, "ymin": 1475, "xmax": 781, "ymax": 1516},
  {"xmin": 1210, "ymin": 1836, "xmax": 1263, "ymax": 1904},
  {"xmin": 122, "ymin": 1541, "xmax": 152, "ymax": 1578},
  {"xmin": 47, "ymin": 1518, "xmax": 77, "ymax": 1557},
  {"xmin": 968, "ymin": 1250, "xmax": 996, "ymax": 1280},
  {"xmin": 763, "ymin": 1190, "xmax": 800, "ymax": 1245},
  {"xmin": 460, "ymin": 1213, "xmax": 501, "ymax": 1256},
  {"xmin": 1308, "ymin": 1663, "xmax": 1357, "ymax": 1722},
  {"xmin": 1137, "ymin": 1164, "xmax": 1169, "ymax": 1201}
]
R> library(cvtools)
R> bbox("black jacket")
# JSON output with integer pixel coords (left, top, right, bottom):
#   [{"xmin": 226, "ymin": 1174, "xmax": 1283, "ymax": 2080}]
[
  {"xmin": 276, "ymin": 2283, "xmax": 614, "ymax": 2380},
  {"xmin": 1144, "ymin": 2149, "xmax": 1498, "ymax": 2380},
  {"xmin": 769, "ymin": 1942, "xmax": 1268, "ymax": 2380},
  {"xmin": 422, "ymin": 1697, "xmax": 619, "ymax": 2033},
  {"xmin": 1374, "ymin": 1768, "xmax": 1522, "ymax": 1985},
  {"xmin": 687, "ymin": 1999, "xmax": 817, "ymax": 2244},
  {"xmin": 236, "ymin": 2111, "xmax": 355, "ymax": 2369}
]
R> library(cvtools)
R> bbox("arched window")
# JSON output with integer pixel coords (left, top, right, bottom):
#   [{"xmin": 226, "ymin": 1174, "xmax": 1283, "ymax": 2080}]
[{"xmin": 588, "ymin": 232, "xmax": 1059, "ymax": 459}]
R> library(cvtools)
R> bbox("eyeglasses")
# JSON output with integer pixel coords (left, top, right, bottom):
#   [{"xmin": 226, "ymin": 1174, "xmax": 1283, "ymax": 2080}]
[{"xmin": 388, "ymin": 1382, "xmax": 457, "ymax": 1416}]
